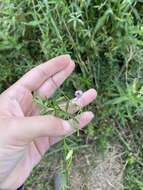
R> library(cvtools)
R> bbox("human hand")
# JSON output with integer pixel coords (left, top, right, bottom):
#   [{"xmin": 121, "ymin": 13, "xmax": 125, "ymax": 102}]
[{"xmin": 0, "ymin": 55, "xmax": 97, "ymax": 189}]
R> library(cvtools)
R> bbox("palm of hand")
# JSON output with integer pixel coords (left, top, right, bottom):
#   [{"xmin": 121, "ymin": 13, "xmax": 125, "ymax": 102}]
[{"xmin": 0, "ymin": 79, "xmax": 55, "ymax": 189}]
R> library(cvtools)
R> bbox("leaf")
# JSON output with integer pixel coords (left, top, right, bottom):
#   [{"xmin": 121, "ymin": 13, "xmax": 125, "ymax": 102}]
[
  {"xmin": 66, "ymin": 149, "xmax": 73, "ymax": 161},
  {"xmin": 106, "ymin": 96, "xmax": 129, "ymax": 105},
  {"xmin": 23, "ymin": 20, "xmax": 44, "ymax": 26},
  {"xmin": 93, "ymin": 8, "xmax": 113, "ymax": 35}
]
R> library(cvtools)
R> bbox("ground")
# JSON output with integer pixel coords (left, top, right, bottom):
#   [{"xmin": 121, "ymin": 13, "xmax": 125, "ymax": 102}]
[{"xmin": 25, "ymin": 143, "xmax": 124, "ymax": 190}]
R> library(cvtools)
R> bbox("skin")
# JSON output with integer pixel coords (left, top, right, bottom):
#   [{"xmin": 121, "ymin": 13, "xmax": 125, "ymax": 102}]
[{"xmin": 0, "ymin": 55, "xmax": 97, "ymax": 190}]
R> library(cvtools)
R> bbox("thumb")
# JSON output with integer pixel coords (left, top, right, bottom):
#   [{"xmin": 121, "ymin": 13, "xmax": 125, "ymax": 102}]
[{"xmin": 11, "ymin": 112, "xmax": 94, "ymax": 142}]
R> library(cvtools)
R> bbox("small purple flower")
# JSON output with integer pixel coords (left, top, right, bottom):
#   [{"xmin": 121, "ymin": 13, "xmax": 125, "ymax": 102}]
[{"xmin": 75, "ymin": 90, "xmax": 83, "ymax": 98}]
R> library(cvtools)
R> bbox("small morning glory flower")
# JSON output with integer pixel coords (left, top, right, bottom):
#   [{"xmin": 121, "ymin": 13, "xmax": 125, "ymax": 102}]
[{"xmin": 75, "ymin": 90, "xmax": 83, "ymax": 98}]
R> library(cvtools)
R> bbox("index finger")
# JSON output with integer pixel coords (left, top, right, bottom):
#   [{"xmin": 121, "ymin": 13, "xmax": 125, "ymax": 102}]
[{"xmin": 16, "ymin": 54, "xmax": 72, "ymax": 92}]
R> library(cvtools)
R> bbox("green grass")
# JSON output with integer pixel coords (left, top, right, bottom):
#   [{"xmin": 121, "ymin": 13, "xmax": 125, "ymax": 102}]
[{"xmin": 0, "ymin": 0, "xmax": 143, "ymax": 189}]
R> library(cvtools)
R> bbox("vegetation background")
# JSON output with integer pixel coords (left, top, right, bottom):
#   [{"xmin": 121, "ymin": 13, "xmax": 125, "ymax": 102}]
[{"xmin": 0, "ymin": 0, "xmax": 143, "ymax": 189}]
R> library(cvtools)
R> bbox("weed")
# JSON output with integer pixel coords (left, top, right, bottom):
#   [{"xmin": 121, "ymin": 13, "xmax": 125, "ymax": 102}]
[{"xmin": 1, "ymin": 0, "xmax": 143, "ymax": 189}]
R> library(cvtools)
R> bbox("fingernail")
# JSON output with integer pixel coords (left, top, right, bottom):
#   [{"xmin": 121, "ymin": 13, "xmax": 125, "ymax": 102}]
[
  {"xmin": 79, "ymin": 111, "xmax": 94, "ymax": 129},
  {"xmin": 63, "ymin": 121, "xmax": 71, "ymax": 132},
  {"xmin": 90, "ymin": 112, "xmax": 95, "ymax": 119},
  {"xmin": 66, "ymin": 54, "xmax": 71, "ymax": 60},
  {"xmin": 89, "ymin": 89, "xmax": 97, "ymax": 98}
]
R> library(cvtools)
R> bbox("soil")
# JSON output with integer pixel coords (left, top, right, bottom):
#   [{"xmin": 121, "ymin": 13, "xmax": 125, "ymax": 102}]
[
  {"xmin": 26, "ymin": 144, "xmax": 124, "ymax": 190},
  {"xmin": 70, "ymin": 145, "xmax": 123, "ymax": 190}
]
